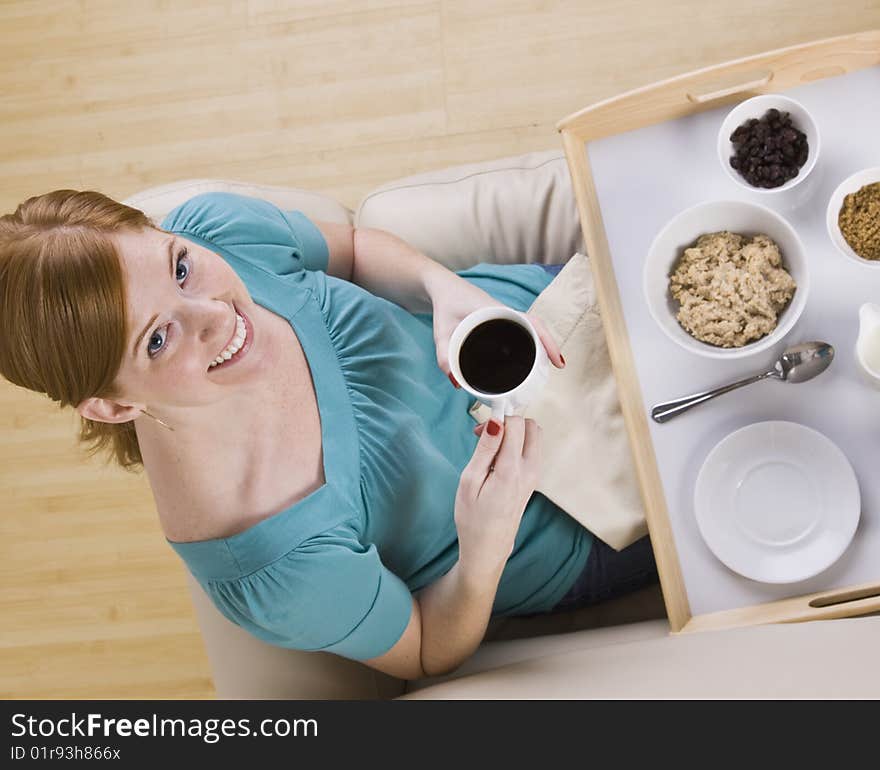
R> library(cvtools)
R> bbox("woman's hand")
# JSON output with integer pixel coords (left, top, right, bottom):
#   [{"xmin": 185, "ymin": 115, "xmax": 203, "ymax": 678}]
[
  {"xmin": 429, "ymin": 277, "xmax": 565, "ymax": 387},
  {"xmin": 454, "ymin": 416, "xmax": 543, "ymax": 582}
]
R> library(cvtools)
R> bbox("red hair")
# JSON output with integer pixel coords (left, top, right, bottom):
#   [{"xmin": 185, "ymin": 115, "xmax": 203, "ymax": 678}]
[{"xmin": 0, "ymin": 189, "xmax": 160, "ymax": 472}]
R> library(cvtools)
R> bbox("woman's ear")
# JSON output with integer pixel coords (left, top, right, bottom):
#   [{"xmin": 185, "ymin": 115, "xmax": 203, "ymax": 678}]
[{"xmin": 76, "ymin": 396, "xmax": 144, "ymax": 425}]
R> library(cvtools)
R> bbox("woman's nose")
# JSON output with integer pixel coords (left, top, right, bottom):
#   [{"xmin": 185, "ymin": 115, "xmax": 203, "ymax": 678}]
[{"xmin": 195, "ymin": 300, "xmax": 235, "ymax": 344}]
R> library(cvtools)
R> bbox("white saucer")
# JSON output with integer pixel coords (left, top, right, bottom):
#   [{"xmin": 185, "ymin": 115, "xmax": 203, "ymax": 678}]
[{"xmin": 694, "ymin": 421, "xmax": 860, "ymax": 584}]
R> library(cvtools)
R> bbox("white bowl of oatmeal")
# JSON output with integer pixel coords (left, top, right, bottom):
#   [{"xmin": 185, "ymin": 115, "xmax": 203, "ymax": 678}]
[{"xmin": 643, "ymin": 200, "xmax": 809, "ymax": 359}]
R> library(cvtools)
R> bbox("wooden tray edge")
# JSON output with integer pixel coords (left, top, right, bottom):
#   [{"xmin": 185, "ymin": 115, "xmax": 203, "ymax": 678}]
[
  {"xmin": 557, "ymin": 29, "xmax": 880, "ymax": 143},
  {"xmin": 676, "ymin": 581, "xmax": 880, "ymax": 634}
]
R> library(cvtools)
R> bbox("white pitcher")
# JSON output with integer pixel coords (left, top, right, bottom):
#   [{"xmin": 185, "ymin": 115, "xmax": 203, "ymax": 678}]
[{"xmin": 856, "ymin": 302, "xmax": 880, "ymax": 389}]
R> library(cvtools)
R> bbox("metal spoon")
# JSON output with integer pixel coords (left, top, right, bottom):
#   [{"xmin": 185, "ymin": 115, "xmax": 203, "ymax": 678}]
[{"xmin": 651, "ymin": 341, "xmax": 835, "ymax": 424}]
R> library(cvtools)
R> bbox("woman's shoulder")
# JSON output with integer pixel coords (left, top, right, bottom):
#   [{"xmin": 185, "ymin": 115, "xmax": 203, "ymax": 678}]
[
  {"xmin": 160, "ymin": 191, "xmax": 276, "ymax": 231},
  {"xmin": 158, "ymin": 475, "xmax": 326, "ymax": 544},
  {"xmin": 160, "ymin": 191, "xmax": 330, "ymax": 276},
  {"xmin": 191, "ymin": 523, "xmax": 411, "ymax": 661}
]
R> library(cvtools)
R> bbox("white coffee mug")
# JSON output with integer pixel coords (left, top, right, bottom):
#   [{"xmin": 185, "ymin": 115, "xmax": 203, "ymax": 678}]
[{"xmin": 448, "ymin": 307, "xmax": 549, "ymax": 421}]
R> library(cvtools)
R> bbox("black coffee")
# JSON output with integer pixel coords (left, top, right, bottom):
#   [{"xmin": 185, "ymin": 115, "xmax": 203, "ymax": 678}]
[{"xmin": 458, "ymin": 318, "xmax": 536, "ymax": 394}]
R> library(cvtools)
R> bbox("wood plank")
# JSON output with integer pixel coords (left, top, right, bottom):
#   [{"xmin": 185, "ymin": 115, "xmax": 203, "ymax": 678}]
[
  {"xmin": 247, "ymin": 0, "xmax": 433, "ymax": 26},
  {"xmin": 0, "ymin": 634, "xmax": 214, "ymax": 700},
  {"xmin": 445, "ymin": 0, "xmax": 880, "ymax": 135}
]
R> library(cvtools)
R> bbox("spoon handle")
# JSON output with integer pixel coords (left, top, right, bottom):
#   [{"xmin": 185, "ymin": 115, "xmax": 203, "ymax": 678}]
[{"xmin": 651, "ymin": 370, "xmax": 775, "ymax": 423}]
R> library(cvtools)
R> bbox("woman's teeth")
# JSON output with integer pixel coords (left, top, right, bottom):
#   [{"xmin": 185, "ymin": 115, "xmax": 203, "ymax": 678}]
[{"xmin": 209, "ymin": 313, "xmax": 246, "ymax": 369}]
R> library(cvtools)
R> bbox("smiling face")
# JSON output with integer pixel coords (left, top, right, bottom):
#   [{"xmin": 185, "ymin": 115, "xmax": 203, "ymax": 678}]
[{"xmin": 108, "ymin": 226, "xmax": 264, "ymax": 413}]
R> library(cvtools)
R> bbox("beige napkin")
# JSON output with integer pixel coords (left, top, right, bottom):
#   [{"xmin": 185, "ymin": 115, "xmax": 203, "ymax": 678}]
[{"xmin": 470, "ymin": 253, "xmax": 648, "ymax": 550}]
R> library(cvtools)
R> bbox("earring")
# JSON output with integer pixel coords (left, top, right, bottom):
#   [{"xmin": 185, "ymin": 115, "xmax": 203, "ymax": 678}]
[{"xmin": 140, "ymin": 408, "xmax": 175, "ymax": 432}]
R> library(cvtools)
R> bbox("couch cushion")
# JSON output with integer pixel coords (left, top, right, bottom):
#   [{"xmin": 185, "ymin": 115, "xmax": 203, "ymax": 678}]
[
  {"xmin": 401, "ymin": 615, "xmax": 880, "ymax": 699},
  {"xmin": 405, "ymin": 618, "xmax": 669, "ymax": 694},
  {"xmin": 122, "ymin": 178, "xmax": 353, "ymax": 228},
  {"xmin": 408, "ymin": 584, "xmax": 667, "ymax": 694},
  {"xmin": 355, "ymin": 150, "xmax": 584, "ymax": 271}
]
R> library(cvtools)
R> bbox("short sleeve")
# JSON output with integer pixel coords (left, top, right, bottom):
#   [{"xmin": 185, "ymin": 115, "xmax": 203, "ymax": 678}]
[
  {"xmin": 160, "ymin": 191, "xmax": 329, "ymax": 276},
  {"xmin": 203, "ymin": 535, "xmax": 413, "ymax": 661}
]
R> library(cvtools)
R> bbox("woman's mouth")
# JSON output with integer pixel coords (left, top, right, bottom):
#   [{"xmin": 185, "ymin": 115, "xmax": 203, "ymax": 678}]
[{"xmin": 208, "ymin": 305, "xmax": 252, "ymax": 372}]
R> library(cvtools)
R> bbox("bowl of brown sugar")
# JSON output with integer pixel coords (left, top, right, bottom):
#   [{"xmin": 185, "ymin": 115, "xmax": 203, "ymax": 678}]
[{"xmin": 826, "ymin": 168, "xmax": 880, "ymax": 266}]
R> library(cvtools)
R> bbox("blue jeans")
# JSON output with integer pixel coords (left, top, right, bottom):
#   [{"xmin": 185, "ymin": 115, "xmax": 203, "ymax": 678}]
[{"xmin": 550, "ymin": 535, "xmax": 659, "ymax": 613}]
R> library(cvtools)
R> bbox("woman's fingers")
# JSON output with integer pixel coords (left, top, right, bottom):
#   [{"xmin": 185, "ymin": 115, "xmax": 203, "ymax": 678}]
[
  {"xmin": 435, "ymin": 337, "xmax": 451, "ymax": 378},
  {"xmin": 478, "ymin": 418, "xmax": 540, "ymax": 454},
  {"xmin": 521, "ymin": 418, "xmax": 543, "ymax": 485},
  {"xmin": 473, "ymin": 419, "xmax": 521, "ymax": 443},
  {"xmin": 435, "ymin": 337, "xmax": 463, "ymax": 388},
  {"xmin": 464, "ymin": 417, "xmax": 505, "ymax": 486},
  {"xmin": 492, "ymin": 415, "xmax": 526, "ymax": 472},
  {"xmin": 527, "ymin": 313, "xmax": 565, "ymax": 369},
  {"xmin": 522, "ymin": 418, "xmax": 542, "ymax": 461},
  {"xmin": 474, "ymin": 418, "xmax": 527, "ymax": 455}
]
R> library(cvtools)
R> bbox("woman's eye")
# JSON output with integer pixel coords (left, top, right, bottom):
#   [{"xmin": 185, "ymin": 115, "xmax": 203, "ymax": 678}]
[
  {"xmin": 147, "ymin": 329, "xmax": 166, "ymax": 357},
  {"xmin": 147, "ymin": 247, "xmax": 190, "ymax": 359},
  {"xmin": 175, "ymin": 247, "xmax": 190, "ymax": 283}
]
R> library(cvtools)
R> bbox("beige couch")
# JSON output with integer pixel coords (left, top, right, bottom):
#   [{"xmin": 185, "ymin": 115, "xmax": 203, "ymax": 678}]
[{"xmin": 124, "ymin": 151, "xmax": 880, "ymax": 699}]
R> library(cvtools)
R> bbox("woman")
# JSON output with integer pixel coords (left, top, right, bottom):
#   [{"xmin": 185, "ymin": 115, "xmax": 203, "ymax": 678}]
[{"xmin": 0, "ymin": 189, "xmax": 658, "ymax": 681}]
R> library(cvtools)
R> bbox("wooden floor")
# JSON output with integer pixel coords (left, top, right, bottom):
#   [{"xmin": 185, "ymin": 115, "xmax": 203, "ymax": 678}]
[{"xmin": 2, "ymin": 1, "xmax": 879, "ymax": 699}]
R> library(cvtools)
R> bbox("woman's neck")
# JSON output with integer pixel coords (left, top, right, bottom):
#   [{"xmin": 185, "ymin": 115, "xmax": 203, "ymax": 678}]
[
  {"xmin": 137, "ymin": 398, "xmax": 279, "ymax": 541},
  {"xmin": 136, "ymin": 303, "xmax": 325, "ymax": 543},
  {"xmin": 138, "ymin": 370, "xmax": 323, "ymax": 544}
]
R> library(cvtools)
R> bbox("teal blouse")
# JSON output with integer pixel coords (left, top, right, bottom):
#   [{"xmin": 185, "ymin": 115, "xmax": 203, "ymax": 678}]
[{"xmin": 162, "ymin": 192, "xmax": 592, "ymax": 661}]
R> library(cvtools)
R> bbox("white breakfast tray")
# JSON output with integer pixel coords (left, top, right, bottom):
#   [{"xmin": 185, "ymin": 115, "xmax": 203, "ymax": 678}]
[{"xmin": 558, "ymin": 32, "xmax": 880, "ymax": 632}]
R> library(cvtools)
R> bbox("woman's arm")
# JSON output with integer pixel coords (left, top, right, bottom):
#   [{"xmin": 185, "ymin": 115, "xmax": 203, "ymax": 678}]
[
  {"xmin": 313, "ymin": 221, "xmax": 564, "ymax": 372},
  {"xmin": 351, "ymin": 226, "xmax": 473, "ymax": 316},
  {"xmin": 363, "ymin": 560, "xmax": 502, "ymax": 681},
  {"xmin": 312, "ymin": 220, "xmax": 356, "ymax": 283},
  {"xmin": 365, "ymin": 416, "xmax": 542, "ymax": 680},
  {"xmin": 314, "ymin": 220, "xmax": 463, "ymax": 314}
]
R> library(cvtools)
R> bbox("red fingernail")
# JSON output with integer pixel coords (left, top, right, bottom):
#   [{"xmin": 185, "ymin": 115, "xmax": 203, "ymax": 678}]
[
  {"xmin": 448, "ymin": 373, "xmax": 460, "ymax": 389},
  {"xmin": 487, "ymin": 420, "xmax": 501, "ymax": 436},
  {"xmin": 560, "ymin": 354, "xmax": 566, "ymax": 367}
]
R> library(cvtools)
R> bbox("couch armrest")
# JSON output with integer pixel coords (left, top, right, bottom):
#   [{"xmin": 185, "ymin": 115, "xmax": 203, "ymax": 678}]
[
  {"xmin": 400, "ymin": 615, "xmax": 880, "ymax": 699},
  {"xmin": 183, "ymin": 572, "xmax": 405, "ymax": 700},
  {"xmin": 123, "ymin": 179, "xmax": 353, "ymax": 228},
  {"xmin": 355, "ymin": 150, "xmax": 584, "ymax": 271},
  {"xmin": 405, "ymin": 619, "xmax": 669, "ymax": 695}
]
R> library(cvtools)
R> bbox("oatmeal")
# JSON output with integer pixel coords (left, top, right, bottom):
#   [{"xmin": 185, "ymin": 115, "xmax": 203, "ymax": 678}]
[{"xmin": 669, "ymin": 231, "xmax": 796, "ymax": 348}]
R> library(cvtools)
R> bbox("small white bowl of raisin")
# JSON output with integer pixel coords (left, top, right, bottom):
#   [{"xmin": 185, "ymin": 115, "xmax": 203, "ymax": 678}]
[{"xmin": 717, "ymin": 94, "xmax": 819, "ymax": 194}]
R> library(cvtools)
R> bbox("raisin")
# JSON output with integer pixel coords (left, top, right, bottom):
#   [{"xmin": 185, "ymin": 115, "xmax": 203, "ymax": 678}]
[{"xmin": 727, "ymin": 107, "xmax": 809, "ymax": 188}]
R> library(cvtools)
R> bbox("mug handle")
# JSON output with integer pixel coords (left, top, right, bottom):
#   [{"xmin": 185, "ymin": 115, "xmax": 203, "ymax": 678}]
[{"xmin": 490, "ymin": 402, "xmax": 507, "ymax": 423}]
